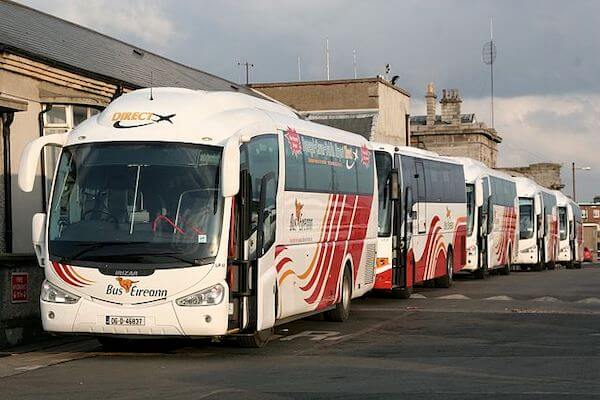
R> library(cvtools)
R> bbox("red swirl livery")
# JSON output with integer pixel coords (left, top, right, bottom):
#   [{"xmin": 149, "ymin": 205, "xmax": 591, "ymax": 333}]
[
  {"xmin": 373, "ymin": 144, "xmax": 467, "ymax": 297},
  {"xmin": 451, "ymin": 157, "xmax": 518, "ymax": 278}
]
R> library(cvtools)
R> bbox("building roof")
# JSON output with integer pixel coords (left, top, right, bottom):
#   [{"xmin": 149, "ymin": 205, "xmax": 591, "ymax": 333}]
[
  {"xmin": 0, "ymin": 0, "xmax": 251, "ymax": 94},
  {"xmin": 308, "ymin": 116, "xmax": 374, "ymax": 140},
  {"xmin": 410, "ymin": 114, "xmax": 475, "ymax": 125},
  {"xmin": 251, "ymin": 77, "xmax": 411, "ymax": 98}
]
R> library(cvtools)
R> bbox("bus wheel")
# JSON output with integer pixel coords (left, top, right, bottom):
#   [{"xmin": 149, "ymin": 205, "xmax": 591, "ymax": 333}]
[
  {"xmin": 547, "ymin": 261, "xmax": 556, "ymax": 270},
  {"xmin": 324, "ymin": 266, "xmax": 352, "ymax": 322},
  {"xmin": 500, "ymin": 248, "xmax": 511, "ymax": 275},
  {"xmin": 391, "ymin": 287, "xmax": 413, "ymax": 299},
  {"xmin": 575, "ymin": 262, "xmax": 583, "ymax": 269},
  {"xmin": 435, "ymin": 249, "xmax": 453, "ymax": 288},
  {"xmin": 566, "ymin": 261, "xmax": 574, "ymax": 269},
  {"xmin": 236, "ymin": 328, "xmax": 273, "ymax": 348}
]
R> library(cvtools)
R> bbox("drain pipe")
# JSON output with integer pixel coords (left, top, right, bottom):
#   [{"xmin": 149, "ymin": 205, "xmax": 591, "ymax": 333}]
[
  {"xmin": 2, "ymin": 111, "xmax": 14, "ymax": 252},
  {"xmin": 38, "ymin": 104, "xmax": 52, "ymax": 212}
]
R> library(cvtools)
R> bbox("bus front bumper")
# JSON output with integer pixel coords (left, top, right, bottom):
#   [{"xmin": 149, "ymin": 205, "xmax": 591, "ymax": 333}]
[{"xmin": 40, "ymin": 296, "xmax": 229, "ymax": 337}]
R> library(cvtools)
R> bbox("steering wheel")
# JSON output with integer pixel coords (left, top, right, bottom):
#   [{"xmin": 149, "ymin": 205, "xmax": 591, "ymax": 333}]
[{"xmin": 82, "ymin": 209, "xmax": 119, "ymax": 226}]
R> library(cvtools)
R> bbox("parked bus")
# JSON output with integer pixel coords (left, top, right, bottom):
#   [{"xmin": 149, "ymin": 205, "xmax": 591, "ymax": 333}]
[
  {"xmin": 373, "ymin": 143, "xmax": 467, "ymax": 298},
  {"xmin": 18, "ymin": 88, "xmax": 378, "ymax": 347},
  {"xmin": 451, "ymin": 158, "xmax": 517, "ymax": 278},
  {"xmin": 569, "ymin": 200, "xmax": 584, "ymax": 268},
  {"xmin": 514, "ymin": 177, "xmax": 558, "ymax": 271},
  {"xmin": 555, "ymin": 192, "xmax": 584, "ymax": 269},
  {"xmin": 555, "ymin": 190, "xmax": 573, "ymax": 267}
]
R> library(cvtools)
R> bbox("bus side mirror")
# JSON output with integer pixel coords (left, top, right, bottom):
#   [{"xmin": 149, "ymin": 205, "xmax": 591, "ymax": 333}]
[
  {"xmin": 221, "ymin": 137, "xmax": 240, "ymax": 197},
  {"xmin": 475, "ymin": 181, "xmax": 484, "ymax": 207},
  {"xmin": 390, "ymin": 169, "xmax": 399, "ymax": 201},
  {"xmin": 18, "ymin": 133, "xmax": 68, "ymax": 192},
  {"xmin": 32, "ymin": 213, "xmax": 46, "ymax": 267}
]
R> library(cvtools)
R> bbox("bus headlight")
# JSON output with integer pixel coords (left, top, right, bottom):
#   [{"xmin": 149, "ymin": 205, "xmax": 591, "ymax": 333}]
[
  {"xmin": 176, "ymin": 283, "xmax": 224, "ymax": 307},
  {"xmin": 41, "ymin": 280, "xmax": 80, "ymax": 304}
]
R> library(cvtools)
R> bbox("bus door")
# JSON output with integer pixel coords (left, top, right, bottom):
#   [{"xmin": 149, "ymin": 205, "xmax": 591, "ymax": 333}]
[
  {"xmin": 392, "ymin": 154, "xmax": 410, "ymax": 289},
  {"xmin": 229, "ymin": 135, "xmax": 279, "ymax": 333},
  {"xmin": 478, "ymin": 177, "xmax": 490, "ymax": 270},
  {"xmin": 414, "ymin": 160, "xmax": 426, "ymax": 233}
]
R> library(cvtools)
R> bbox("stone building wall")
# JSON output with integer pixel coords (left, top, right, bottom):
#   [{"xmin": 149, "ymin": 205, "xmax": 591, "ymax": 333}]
[{"xmin": 497, "ymin": 163, "xmax": 563, "ymax": 190}]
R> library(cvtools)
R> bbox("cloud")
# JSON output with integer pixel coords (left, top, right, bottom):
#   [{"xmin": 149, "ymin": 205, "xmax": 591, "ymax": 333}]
[
  {"xmin": 19, "ymin": 0, "xmax": 179, "ymax": 50},
  {"xmin": 413, "ymin": 93, "xmax": 600, "ymax": 201}
]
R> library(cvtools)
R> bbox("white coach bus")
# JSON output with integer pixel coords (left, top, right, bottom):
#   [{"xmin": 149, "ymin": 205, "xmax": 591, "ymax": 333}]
[
  {"xmin": 514, "ymin": 177, "xmax": 559, "ymax": 271},
  {"xmin": 373, "ymin": 144, "xmax": 467, "ymax": 298},
  {"xmin": 569, "ymin": 200, "xmax": 584, "ymax": 268},
  {"xmin": 451, "ymin": 158, "xmax": 517, "ymax": 278},
  {"xmin": 18, "ymin": 88, "xmax": 378, "ymax": 347},
  {"xmin": 555, "ymin": 191, "xmax": 584, "ymax": 269}
]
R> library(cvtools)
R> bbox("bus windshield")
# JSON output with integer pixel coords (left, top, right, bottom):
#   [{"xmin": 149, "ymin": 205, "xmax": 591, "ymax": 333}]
[
  {"xmin": 558, "ymin": 207, "xmax": 568, "ymax": 240},
  {"xmin": 519, "ymin": 197, "xmax": 534, "ymax": 240},
  {"xmin": 466, "ymin": 184, "xmax": 475, "ymax": 236},
  {"xmin": 48, "ymin": 142, "xmax": 224, "ymax": 267}
]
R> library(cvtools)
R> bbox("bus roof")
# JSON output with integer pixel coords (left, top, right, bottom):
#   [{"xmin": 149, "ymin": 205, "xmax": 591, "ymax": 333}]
[
  {"xmin": 371, "ymin": 142, "xmax": 462, "ymax": 165},
  {"xmin": 553, "ymin": 190, "xmax": 570, "ymax": 207},
  {"xmin": 514, "ymin": 176, "xmax": 541, "ymax": 198},
  {"xmin": 449, "ymin": 157, "xmax": 515, "ymax": 183},
  {"xmin": 63, "ymin": 88, "xmax": 372, "ymax": 148}
]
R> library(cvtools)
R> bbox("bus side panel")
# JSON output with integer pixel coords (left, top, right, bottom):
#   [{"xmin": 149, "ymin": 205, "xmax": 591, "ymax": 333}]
[{"xmin": 275, "ymin": 193, "xmax": 375, "ymax": 318}]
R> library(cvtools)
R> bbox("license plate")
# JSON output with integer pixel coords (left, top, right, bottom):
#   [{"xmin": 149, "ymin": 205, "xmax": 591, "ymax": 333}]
[{"xmin": 105, "ymin": 316, "xmax": 145, "ymax": 326}]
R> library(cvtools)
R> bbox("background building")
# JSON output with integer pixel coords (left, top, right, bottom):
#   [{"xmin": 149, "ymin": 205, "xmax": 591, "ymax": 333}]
[
  {"xmin": 410, "ymin": 84, "xmax": 501, "ymax": 167},
  {"xmin": 251, "ymin": 77, "xmax": 411, "ymax": 146},
  {"xmin": 497, "ymin": 164, "xmax": 564, "ymax": 190}
]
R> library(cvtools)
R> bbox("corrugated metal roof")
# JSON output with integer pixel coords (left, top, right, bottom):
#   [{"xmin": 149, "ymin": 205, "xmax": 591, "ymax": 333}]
[
  {"xmin": 309, "ymin": 116, "xmax": 374, "ymax": 140},
  {"xmin": 0, "ymin": 0, "xmax": 251, "ymax": 94}
]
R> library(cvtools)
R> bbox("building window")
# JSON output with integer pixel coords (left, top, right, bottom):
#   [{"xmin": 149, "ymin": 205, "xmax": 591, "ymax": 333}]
[
  {"xmin": 43, "ymin": 105, "xmax": 101, "ymax": 200},
  {"xmin": 594, "ymin": 210, "xmax": 600, "ymax": 219},
  {"xmin": 582, "ymin": 209, "xmax": 588, "ymax": 219}
]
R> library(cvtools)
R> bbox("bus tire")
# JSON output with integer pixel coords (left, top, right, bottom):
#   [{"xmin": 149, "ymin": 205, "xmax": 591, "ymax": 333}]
[
  {"xmin": 566, "ymin": 261, "xmax": 574, "ymax": 269},
  {"xmin": 474, "ymin": 250, "xmax": 487, "ymax": 279},
  {"xmin": 500, "ymin": 248, "xmax": 511, "ymax": 275},
  {"xmin": 435, "ymin": 248, "xmax": 453, "ymax": 288},
  {"xmin": 324, "ymin": 265, "xmax": 352, "ymax": 322},
  {"xmin": 236, "ymin": 328, "xmax": 273, "ymax": 348},
  {"xmin": 575, "ymin": 262, "xmax": 582, "ymax": 269},
  {"xmin": 547, "ymin": 261, "xmax": 556, "ymax": 270},
  {"xmin": 391, "ymin": 287, "xmax": 412, "ymax": 299}
]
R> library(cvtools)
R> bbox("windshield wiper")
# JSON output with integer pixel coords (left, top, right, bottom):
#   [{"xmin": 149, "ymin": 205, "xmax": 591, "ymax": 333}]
[{"xmin": 59, "ymin": 241, "xmax": 151, "ymax": 263}]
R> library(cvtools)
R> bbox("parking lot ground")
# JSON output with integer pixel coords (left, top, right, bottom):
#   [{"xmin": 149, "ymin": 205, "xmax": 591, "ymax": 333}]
[{"xmin": 1, "ymin": 263, "xmax": 599, "ymax": 399}]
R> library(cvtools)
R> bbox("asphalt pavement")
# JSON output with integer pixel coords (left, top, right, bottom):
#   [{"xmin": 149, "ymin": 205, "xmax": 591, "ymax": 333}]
[{"xmin": 1, "ymin": 263, "xmax": 599, "ymax": 399}]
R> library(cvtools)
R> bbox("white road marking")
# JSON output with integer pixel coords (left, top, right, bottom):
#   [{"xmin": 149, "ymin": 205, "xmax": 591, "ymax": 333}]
[
  {"xmin": 577, "ymin": 297, "xmax": 600, "ymax": 304},
  {"xmin": 280, "ymin": 330, "xmax": 343, "ymax": 342},
  {"xmin": 410, "ymin": 293, "xmax": 427, "ymax": 299},
  {"xmin": 484, "ymin": 295, "xmax": 514, "ymax": 301},
  {"xmin": 437, "ymin": 294, "xmax": 470, "ymax": 300},
  {"xmin": 532, "ymin": 296, "xmax": 561, "ymax": 302}
]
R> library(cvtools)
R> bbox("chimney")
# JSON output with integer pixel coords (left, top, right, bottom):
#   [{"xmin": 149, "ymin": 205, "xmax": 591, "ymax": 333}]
[
  {"xmin": 440, "ymin": 89, "xmax": 462, "ymax": 124},
  {"xmin": 425, "ymin": 82, "xmax": 436, "ymax": 126}
]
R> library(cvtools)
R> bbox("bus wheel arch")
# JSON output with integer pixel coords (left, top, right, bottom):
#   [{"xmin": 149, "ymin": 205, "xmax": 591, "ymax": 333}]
[
  {"xmin": 434, "ymin": 245, "xmax": 453, "ymax": 288},
  {"xmin": 324, "ymin": 261, "xmax": 352, "ymax": 322}
]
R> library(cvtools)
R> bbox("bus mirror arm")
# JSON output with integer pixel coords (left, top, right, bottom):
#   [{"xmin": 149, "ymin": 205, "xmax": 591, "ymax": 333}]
[
  {"xmin": 18, "ymin": 133, "xmax": 68, "ymax": 192},
  {"xmin": 221, "ymin": 137, "xmax": 241, "ymax": 198}
]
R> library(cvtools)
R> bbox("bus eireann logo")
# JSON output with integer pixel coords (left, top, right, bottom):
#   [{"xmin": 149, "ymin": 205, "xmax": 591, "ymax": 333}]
[{"xmin": 285, "ymin": 127, "xmax": 302, "ymax": 156}]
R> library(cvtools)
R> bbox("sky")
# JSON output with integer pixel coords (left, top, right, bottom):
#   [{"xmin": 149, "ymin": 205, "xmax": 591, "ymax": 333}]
[{"xmin": 19, "ymin": 0, "xmax": 600, "ymax": 201}]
